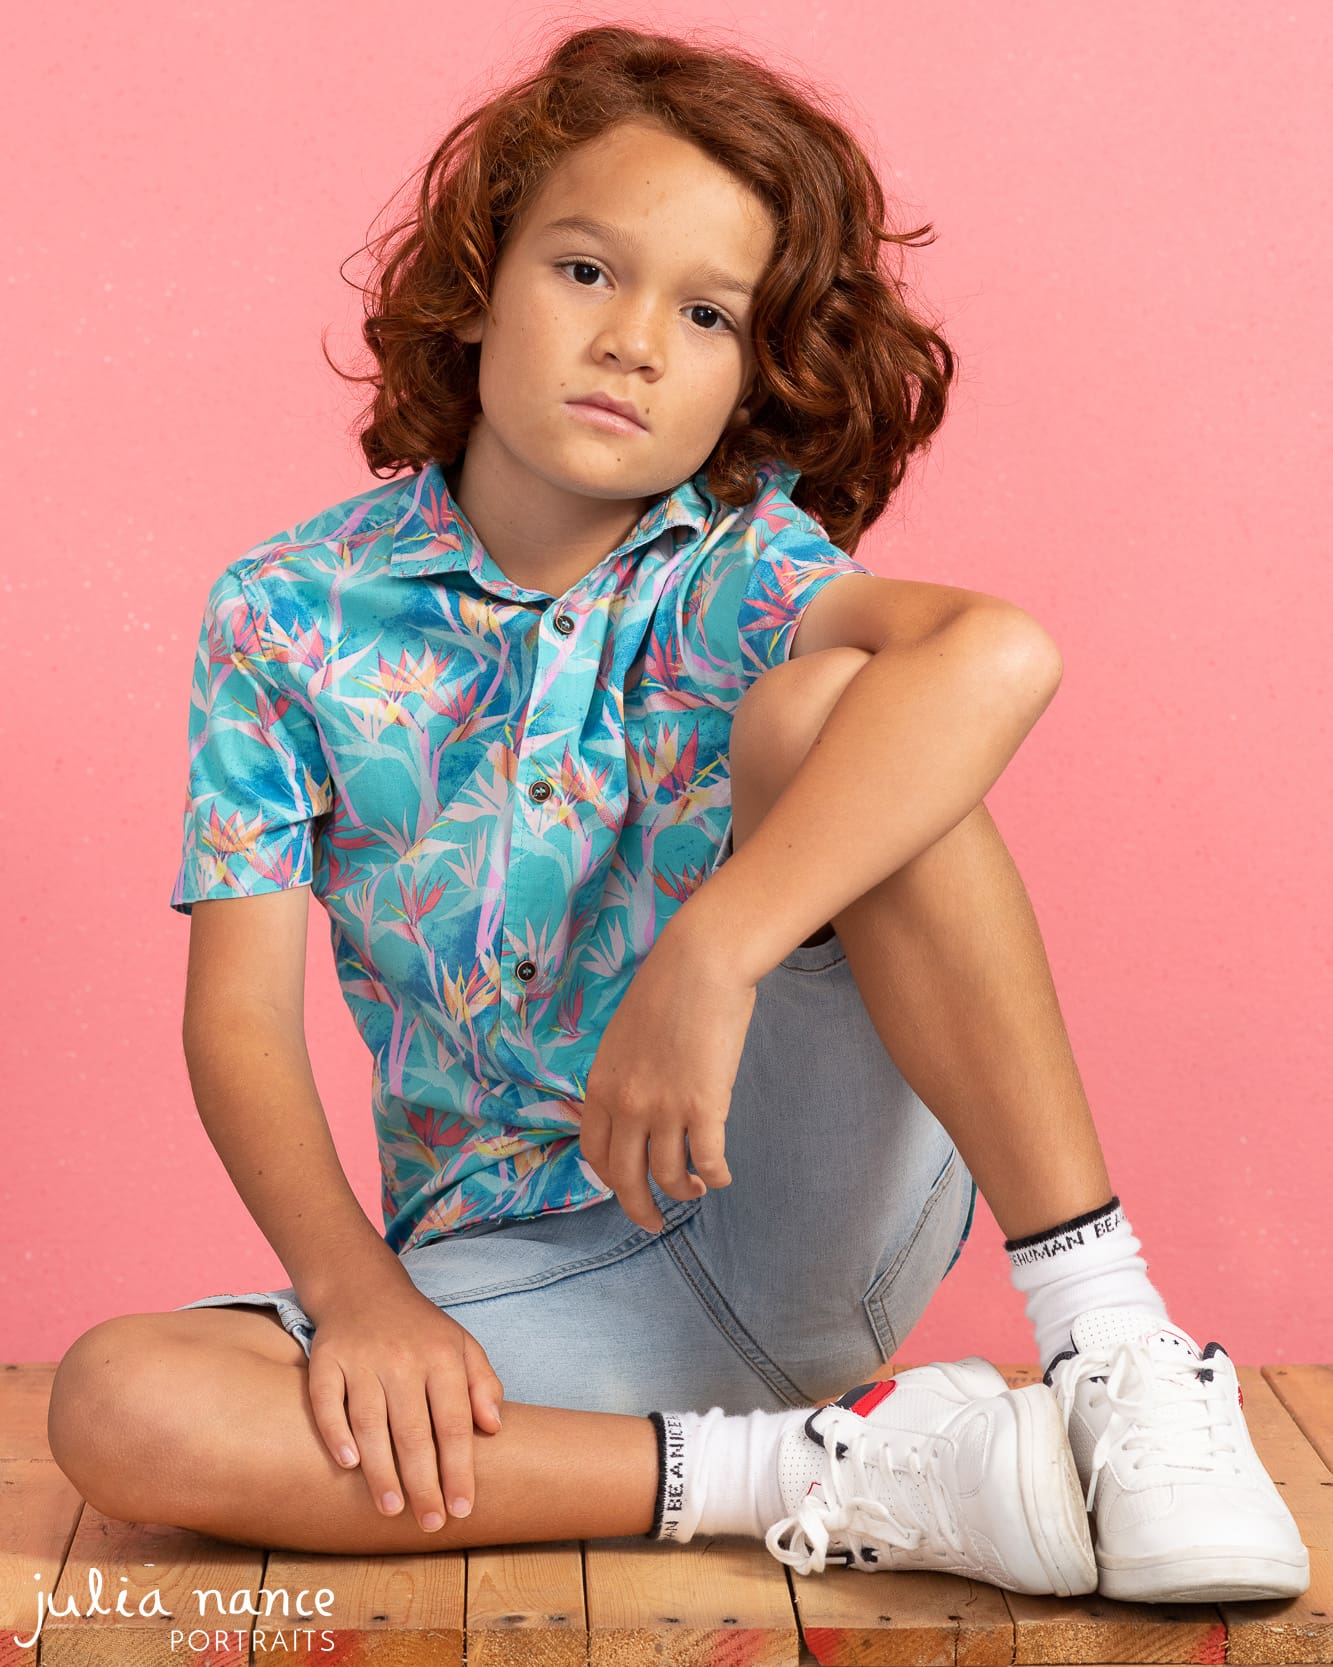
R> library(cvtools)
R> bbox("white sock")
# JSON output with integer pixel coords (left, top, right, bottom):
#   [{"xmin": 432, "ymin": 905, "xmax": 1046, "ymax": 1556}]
[
  {"xmin": 645, "ymin": 1405, "xmax": 813, "ymax": 1543},
  {"xmin": 1006, "ymin": 1194, "xmax": 1171, "ymax": 1371}
]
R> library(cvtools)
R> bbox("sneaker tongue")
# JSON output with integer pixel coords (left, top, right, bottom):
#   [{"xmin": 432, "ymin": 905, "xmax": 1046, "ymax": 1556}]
[
  {"xmin": 1067, "ymin": 1309, "xmax": 1232, "ymax": 1467},
  {"xmin": 774, "ymin": 1385, "xmax": 905, "ymax": 1518},
  {"xmin": 1070, "ymin": 1307, "xmax": 1205, "ymax": 1380},
  {"xmin": 775, "ymin": 1380, "xmax": 945, "ymax": 1523}
]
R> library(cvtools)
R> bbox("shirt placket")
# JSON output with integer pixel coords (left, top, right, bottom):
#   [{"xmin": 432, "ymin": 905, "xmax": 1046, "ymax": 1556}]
[
  {"xmin": 495, "ymin": 592, "xmax": 586, "ymax": 1063},
  {"xmin": 474, "ymin": 520, "xmax": 686, "ymax": 1079}
]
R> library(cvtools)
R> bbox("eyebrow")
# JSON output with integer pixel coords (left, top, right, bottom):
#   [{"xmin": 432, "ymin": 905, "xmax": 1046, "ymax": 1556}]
[{"xmin": 538, "ymin": 214, "xmax": 757, "ymax": 302}]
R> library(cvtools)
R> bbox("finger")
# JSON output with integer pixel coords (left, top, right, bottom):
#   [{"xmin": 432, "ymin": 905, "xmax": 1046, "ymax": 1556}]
[
  {"xmin": 306, "ymin": 1350, "xmax": 361, "ymax": 1471},
  {"xmin": 425, "ymin": 1369, "xmax": 480, "ymax": 1520},
  {"xmin": 464, "ymin": 1343, "xmax": 505, "ymax": 1431},
  {"xmin": 579, "ymin": 1102, "xmax": 612, "ymax": 1181},
  {"xmin": 607, "ymin": 1120, "xmax": 663, "ymax": 1232},
  {"xmin": 381, "ymin": 1372, "xmax": 450, "ymax": 1532},
  {"xmin": 343, "ymin": 1372, "xmax": 408, "ymax": 1519},
  {"xmin": 649, "ymin": 1124, "xmax": 706, "ymax": 1202},
  {"xmin": 686, "ymin": 1119, "xmax": 733, "ymax": 1188}
]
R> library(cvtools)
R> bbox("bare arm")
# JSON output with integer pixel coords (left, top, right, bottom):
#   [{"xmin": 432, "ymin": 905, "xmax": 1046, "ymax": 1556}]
[
  {"xmin": 181, "ymin": 887, "xmax": 404, "ymax": 1319},
  {"xmin": 179, "ymin": 884, "xmax": 505, "ymax": 1533}
]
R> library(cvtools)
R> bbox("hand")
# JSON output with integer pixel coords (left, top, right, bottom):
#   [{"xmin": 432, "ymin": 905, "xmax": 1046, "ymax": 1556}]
[
  {"xmin": 304, "ymin": 1272, "xmax": 504, "ymax": 1532},
  {"xmin": 571, "ymin": 924, "xmax": 758, "ymax": 1233}
]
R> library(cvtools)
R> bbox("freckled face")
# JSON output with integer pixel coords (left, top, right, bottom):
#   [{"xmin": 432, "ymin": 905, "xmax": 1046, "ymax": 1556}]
[{"xmin": 452, "ymin": 118, "xmax": 776, "ymax": 503}]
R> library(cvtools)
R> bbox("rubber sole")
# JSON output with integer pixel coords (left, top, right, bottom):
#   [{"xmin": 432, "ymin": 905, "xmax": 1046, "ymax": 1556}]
[
  {"xmin": 1097, "ymin": 1545, "xmax": 1311, "ymax": 1603},
  {"xmin": 1008, "ymin": 1383, "xmax": 1099, "ymax": 1596}
]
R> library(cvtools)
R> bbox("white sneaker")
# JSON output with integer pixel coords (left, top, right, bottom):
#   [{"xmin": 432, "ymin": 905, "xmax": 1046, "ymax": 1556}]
[
  {"xmin": 763, "ymin": 1358, "xmax": 1097, "ymax": 1596},
  {"xmin": 1045, "ymin": 1308, "xmax": 1311, "ymax": 1601}
]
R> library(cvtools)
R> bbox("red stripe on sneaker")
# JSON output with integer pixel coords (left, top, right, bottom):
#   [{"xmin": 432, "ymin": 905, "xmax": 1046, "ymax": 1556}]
[{"xmin": 849, "ymin": 1379, "xmax": 897, "ymax": 1416}]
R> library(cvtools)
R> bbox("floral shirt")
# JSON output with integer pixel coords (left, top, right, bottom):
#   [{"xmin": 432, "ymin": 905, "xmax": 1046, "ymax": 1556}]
[{"xmin": 169, "ymin": 455, "xmax": 871, "ymax": 1253}]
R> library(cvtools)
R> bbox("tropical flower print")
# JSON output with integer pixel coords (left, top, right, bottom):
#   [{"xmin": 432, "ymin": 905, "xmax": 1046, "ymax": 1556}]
[{"xmin": 170, "ymin": 455, "xmax": 871, "ymax": 1253}]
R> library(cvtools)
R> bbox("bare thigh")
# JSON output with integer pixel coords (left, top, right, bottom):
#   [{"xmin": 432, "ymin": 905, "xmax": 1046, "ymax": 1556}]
[
  {"xmin": 164, "ymin": 1301, "xmax": 311, "ymax": 1366},
  {"xmin": 87, "ymin": 1300, "xmax": 309, "ymax": 1366}
]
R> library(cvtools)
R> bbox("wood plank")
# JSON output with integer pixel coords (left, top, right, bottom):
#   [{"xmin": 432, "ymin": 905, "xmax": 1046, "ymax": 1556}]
[
  {"xmin": 1265, "ymin": 1367, "xmax": 1333, "ymax": 1472},
  {"xmin": 0, "ymin": 1363, "xmax": 58, "ymax": 1461},
  {"xmin": 1263, "ymin": 1363, "xmax": 1333, "ymax": 1664},
  {"xmin": 585, "ymin": 1531, "xmax": 800, "ymax": 1666},
  {"xmin": 466, "ymin": 1540, "xmax": 586, "ymax": 1667},
  {"xmin": 1001, "ymin": 1590, "xmax": 1227, "ymax": 1666},
  {"xmin": 0, "ymin": 1460, "xmax": 86, "ymax": 1667},
  {"xmin": 789, "ymin": 1561, "xmax": 1013, "ymax": 1665},
  {"xmin": 255, "ymin": 1542, "xmax": 466, "ymax": 1665},
  {"xmin": 1220, "ymin": 1366, "xmax": 1332, "ymax": 1665}
]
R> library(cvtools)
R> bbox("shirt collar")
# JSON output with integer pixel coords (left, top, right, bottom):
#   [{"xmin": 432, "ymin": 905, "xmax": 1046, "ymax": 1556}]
[{"xmin": 384, "ymin": 454, "xmax": 802, "ymax": 595}]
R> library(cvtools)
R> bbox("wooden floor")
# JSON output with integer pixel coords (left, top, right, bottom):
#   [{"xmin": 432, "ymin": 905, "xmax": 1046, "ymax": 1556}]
[{"xmin": 3, "ymin": 1359, "xmax": 1329, "ymax": 1666}]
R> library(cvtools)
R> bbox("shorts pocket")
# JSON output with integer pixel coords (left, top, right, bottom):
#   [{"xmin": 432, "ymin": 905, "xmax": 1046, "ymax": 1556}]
[
  {"xmin": 403, "ymin": 1191, "xmax": 705, "ymax": 1307},
  {"xmin": 861, "ymin": 1147, "xmax": 971, "ymax": 1361}
]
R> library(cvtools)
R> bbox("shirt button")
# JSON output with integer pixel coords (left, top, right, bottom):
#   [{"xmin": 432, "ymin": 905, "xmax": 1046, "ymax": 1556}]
[
  {"xmin": 516, "ymin": 960, "xmax": 537, "ymax": 982},
  {"xmin": 553, "ymin": 612, "xmax": 575, "ymax": 634},
  {"xmin": 528, "ymin": 780, "xmax": 552, "ymax": 803}
]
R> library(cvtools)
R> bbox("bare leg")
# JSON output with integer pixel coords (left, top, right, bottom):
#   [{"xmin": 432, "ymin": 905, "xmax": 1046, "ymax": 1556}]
[
  {"xmin": 47, "ymin": 1307, "xmax": 659, "ymax": 1555},
  {"xmin": 731, "ymin": 649, "xmax": 1113, "ymax": 1243}
]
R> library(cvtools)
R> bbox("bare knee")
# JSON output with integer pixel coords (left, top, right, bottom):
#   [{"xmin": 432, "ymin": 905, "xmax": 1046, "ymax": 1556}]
[{"xmin": 47, "ymin": 1316, "xmax": 191, "ymax": 1517}]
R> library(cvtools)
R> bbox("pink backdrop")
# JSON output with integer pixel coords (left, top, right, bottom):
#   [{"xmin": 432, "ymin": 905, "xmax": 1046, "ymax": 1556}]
[{"xmin": 5, "ymin": 2, "xmax": 1329, "ymax": 1368}]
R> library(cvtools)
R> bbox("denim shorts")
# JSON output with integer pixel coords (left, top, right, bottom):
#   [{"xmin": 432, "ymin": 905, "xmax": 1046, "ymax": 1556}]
[{"xmin": 175, "ymin": 823, "xmax": 978, "ymax": 1416}]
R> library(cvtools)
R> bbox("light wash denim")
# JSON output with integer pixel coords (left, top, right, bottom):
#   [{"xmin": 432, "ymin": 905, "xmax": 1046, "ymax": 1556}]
[{"xmin": 176, "ymin": 824, "xmax": 978, "ymax": 1416}]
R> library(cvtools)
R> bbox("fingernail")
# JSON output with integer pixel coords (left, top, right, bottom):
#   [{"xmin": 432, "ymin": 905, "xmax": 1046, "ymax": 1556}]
[
  {"xmin": 339, "ymin": 1445, "xmax": 358, "ymax": 1466},
  {"xmin": 449, "ymin": 1496, "xmax": 472, "ymax": 1518},
  {"xmin": 422, "ymin": 1511, "xmax": 444, "ymax": 1531},
  {"xmin": 491, "ymin": 1406, "xmax": 503, "ymax": 1426},
  {"xmin": 381, "ymin": 1491, "xmax": 402, "ymax": 1512}
]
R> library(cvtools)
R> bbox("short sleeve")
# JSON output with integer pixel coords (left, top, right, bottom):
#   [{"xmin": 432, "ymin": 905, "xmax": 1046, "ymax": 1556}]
[
  {"xmin": 168, "ymin": 562, "xmax": 333, "ymax": 916},
  {"xmin": 736, "ymin": 522, "xmax": 874, "ymax": 678}
]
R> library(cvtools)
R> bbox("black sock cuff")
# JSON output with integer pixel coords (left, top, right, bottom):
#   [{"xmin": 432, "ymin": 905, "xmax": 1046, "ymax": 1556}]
[
  {"xmin": 644, "ymin": 1411, "xmax": 668, "ymax": 1540},
  {"xmin": 1004, "ymin": 1195, "xmax": 1120, "ymax": 1253}
]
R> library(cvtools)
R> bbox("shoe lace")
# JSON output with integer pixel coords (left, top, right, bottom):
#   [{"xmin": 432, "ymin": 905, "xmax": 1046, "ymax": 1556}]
[
  {"xmin": 1052, "ymin": 1341, "xmax": 1242, "ymax": 1513},
  {"xmin": 764, "ymin": 1407, "xmax": 967, "ymax": 1576}
]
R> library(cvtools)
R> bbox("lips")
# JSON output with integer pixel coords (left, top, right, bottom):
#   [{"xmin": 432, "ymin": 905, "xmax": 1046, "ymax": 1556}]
[{"xmin": 568, "ymin": 393, "xmax": 647, "ymax": 429}]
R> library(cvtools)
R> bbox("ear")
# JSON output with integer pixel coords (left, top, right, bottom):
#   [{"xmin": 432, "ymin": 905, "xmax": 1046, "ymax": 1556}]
[
  {"xmin": 730, "ymin": 384, "xmax": 755, "ymax": 426},
  {"xmin": 732, "ymin": 371, "xmax": 763, "ymax": 424},
  {"xmin": 451, "ymin": 310, "xmax": 485, "ymax": 345}
]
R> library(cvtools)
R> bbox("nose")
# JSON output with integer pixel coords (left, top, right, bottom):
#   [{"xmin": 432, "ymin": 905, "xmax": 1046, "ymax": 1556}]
[{"xmin": 592, "ymin": 299, "xmax": 666, "ymax": 376}]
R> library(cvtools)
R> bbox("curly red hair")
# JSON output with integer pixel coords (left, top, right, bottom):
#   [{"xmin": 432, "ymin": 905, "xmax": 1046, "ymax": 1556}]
[{"xmin": 325, "ymin": 23, "xmax": 957, "ymax": 557}]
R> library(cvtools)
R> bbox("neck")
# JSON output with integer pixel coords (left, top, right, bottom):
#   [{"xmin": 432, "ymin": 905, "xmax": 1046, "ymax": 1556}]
[{"xmin": 445, "ymin": 427, "xmax": 657, "ymax": 595}]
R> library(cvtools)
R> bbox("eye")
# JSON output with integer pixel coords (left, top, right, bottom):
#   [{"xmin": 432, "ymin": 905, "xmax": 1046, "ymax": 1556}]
[
  {"xmin": 554, "ymin": 260, "xmax": 737, "ymax": 334},
  {"xmin": 557, "ymin": 259, "xmax": 609, "ymax": 289},
  {"xmin": 686, "ymin": 304, "xmax": 735, "ymax": 335}
]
